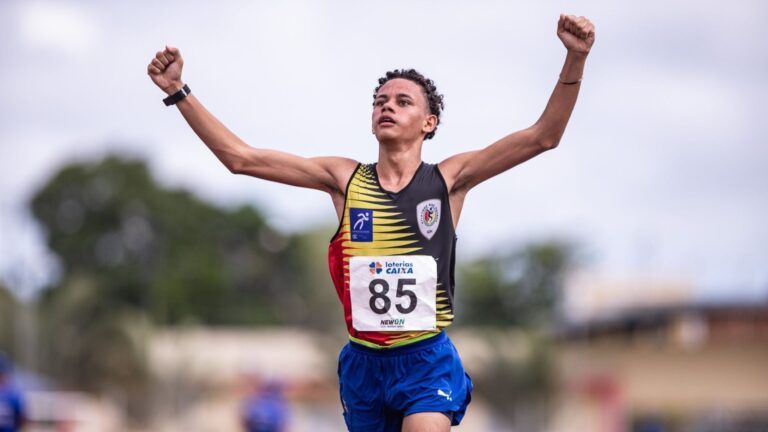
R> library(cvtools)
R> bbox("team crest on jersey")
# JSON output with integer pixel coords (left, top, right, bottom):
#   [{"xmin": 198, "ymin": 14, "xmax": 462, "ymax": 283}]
[{"xmin": 416, "ymin": 199, "xmax": 440, "ymax": 240}]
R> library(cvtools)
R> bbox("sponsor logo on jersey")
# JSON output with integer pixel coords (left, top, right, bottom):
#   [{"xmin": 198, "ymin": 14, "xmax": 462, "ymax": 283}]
[
  {"xmin": 350, "ymin": 208, "xmax": 373, "ymax": 242},
  {"xmin": 380, "ymin": 318, "xmax": 406, "ymax": 327},
  {"xmin": 437, "ymin": 389, "xmax": 453, "ymax": 401},
  {"xmin": 416, "ymin": 199, "xmax": 440, "ymax": 240},
  {"xmin": 368, "ymin": 260, "xmax": 417, "ymax": 275},
  {"xmin": 368, "ymin": 261, "xmax": 383, "ymax": 275},
  {"xmin": 383, "ymin": 260, "xmax": 414, "ymax": 274}
]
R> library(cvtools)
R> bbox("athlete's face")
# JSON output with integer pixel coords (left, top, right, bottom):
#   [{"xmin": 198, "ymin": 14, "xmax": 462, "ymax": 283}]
[{"xmin": 372, "ymin": 79, "xmax": 436, "ymax": 143}]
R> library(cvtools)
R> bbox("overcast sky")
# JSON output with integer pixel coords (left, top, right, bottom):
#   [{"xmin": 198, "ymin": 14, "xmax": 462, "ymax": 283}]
[{"xmin": 1, "ymin": 0, "xmax": 766, "ymax": 300}]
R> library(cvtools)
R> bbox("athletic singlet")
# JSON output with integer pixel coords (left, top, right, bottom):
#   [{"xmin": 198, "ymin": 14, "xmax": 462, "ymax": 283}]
[{"xmin": 328, "ymin": 162, "xmax": 456, "ymax": 348}]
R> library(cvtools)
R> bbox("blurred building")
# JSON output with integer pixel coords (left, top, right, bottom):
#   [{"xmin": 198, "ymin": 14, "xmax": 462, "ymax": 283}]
[
  {"xmin": 148, "ymin": 327, "xmax": 343, "ymax": 432},
  {"xmin": 7, "ymin": 368, "xmax": 123, "ymax": 432},
  {"xmin": 146, "ymin": 327, "xmax": 508, "ymax": 431},
  {"xmin": 550, "ymin": 274, "xmax": 768, "ymax": 432}
]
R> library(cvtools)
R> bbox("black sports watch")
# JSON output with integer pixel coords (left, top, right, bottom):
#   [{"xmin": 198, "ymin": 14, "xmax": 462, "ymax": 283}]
[{"xmin": 163, "ymin": 84, "xmax": 191, "ymax": 106}]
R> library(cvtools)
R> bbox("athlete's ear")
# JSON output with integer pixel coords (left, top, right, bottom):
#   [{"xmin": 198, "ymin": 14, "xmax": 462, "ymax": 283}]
[{"xmin": 422, "ymin": 114, "xmax": 437, "ymax": 135}]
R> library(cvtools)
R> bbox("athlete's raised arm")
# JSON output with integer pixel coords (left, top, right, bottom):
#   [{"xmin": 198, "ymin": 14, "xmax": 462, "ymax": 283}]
[
  {"xmin": 439, "ymin": 14, "xmax": 595, "ymax": 195},
  {"xmin": 147, "ymin": 46, "xmax": 357, "ymax": 202}
]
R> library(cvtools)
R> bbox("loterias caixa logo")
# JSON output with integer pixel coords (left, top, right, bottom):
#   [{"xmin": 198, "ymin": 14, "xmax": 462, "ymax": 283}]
[{"xmin": 370, "ymin": 260, "xmax": 415, "ymax": 275}]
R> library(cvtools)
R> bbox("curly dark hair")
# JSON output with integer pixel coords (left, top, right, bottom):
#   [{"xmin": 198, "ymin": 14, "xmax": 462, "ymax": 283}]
[{"xmin": 373, "ymin": 69, "xmax": 444, "ymax": 140}]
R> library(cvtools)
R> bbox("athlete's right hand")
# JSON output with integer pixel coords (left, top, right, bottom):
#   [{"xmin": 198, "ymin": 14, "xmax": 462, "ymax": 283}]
[{"xmin": 147, "ymin": 46, "xmax": 185, "ymax": 95}]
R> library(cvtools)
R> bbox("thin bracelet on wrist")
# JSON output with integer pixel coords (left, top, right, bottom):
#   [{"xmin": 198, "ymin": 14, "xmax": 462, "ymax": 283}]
[{"xmin": 558, "ymin": 77, "xmax": 582, "ymax": 85}]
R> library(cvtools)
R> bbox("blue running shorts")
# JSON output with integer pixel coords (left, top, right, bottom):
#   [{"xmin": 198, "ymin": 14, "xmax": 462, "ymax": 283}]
[{"xmin": 337, "ymin": 331, "xmax": 473, "ymax": 432}]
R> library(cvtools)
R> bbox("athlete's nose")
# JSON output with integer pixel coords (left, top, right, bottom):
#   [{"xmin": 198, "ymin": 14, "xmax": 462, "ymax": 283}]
[{"xmin": 380, "ymin": 99, "xmax": 395, "ymax": 113}]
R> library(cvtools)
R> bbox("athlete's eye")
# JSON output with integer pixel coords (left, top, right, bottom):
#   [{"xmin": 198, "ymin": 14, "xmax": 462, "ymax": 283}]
[{"xmin": 398, "ymin": 100, "xmax": 410, "ymax": 106}]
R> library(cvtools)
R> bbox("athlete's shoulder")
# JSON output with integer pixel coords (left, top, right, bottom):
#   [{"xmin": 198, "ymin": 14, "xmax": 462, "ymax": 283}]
[
  {"xmin": 318, "ymin": 156, "xmax": 359, "ymax": 174},
  {"xmin": 421, "ymin": 162, "xmax": 449, "ymax": 184},
  {"xmin": 356, "ymin": 162, "xmax": 376, "ymax": 175}
]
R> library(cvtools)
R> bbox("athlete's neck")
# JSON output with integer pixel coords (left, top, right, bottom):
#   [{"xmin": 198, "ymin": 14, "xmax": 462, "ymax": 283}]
[{"xmin": 376, "ymin": 139, "xmax": 423, "ymax": 193}]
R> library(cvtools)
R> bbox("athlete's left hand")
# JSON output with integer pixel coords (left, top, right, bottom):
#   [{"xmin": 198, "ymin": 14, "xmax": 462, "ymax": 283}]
[{"xmin": 557, "ymin": 14, "xmax": 595, "ymax": 56}]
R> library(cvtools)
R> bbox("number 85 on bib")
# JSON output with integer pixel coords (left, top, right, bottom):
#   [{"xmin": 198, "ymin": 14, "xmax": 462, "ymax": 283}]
[{"xmin": 349, "ymin": 256, "xmax": 437, "ymax": 331}]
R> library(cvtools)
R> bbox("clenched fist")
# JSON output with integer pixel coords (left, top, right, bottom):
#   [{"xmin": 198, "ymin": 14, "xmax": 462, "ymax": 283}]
[
  {"xmin": 557, "ymin": 14, "xmax": 595, "ymax": 55},
  {"xmin": 147, "ymin": 46, "xmax": 185, "ymax": 95}
]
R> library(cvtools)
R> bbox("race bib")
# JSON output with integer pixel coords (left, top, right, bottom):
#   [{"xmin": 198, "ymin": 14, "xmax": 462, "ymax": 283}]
[{"xmin": 349, "ymin": 255, "xmax": 437, "ymax": 331}]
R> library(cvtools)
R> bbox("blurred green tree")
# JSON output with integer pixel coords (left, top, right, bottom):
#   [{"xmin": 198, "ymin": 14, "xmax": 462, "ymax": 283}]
[
  {"xmin": 454, "ymin": 240, "xmax": 578, "ymax": 427},
  {"xmin": 28, "ymin": 154, "xmax": 340, "ymax": 417},
  {"xmin": 269, "ymin": 226, "xmax": 344, "ymax": 332},
  {"xmin": 30, "ymin": 155, "xmax": 302, "ymax": 326},
  {"xmin": 456, "ymin": 241, "xmax": 576, "ymax": 328},
  {"xmin": 0, "ymin": 283, "xmax": 16, "ymax": 355}
]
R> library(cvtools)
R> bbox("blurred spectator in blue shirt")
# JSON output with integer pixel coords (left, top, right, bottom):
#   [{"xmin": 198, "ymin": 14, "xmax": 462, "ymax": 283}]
[
  {"xmin": 241, "ymin": 377, "xmax": 288, "ymax": 432},
  {"xmin": 0, "ymin": 354, "xmax": 26, "ymax": 432}
]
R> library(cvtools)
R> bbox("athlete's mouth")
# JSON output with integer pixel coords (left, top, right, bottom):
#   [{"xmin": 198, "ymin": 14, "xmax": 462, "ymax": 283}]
[{"xmin": 378, "ymin": 116, "xmax": 396, "ymax": 125}]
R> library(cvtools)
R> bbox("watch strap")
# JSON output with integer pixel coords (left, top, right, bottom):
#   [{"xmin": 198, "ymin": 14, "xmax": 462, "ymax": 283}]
[{"xmin": 163, "ymin": 84, "xmax": 191, "ymax": 106}]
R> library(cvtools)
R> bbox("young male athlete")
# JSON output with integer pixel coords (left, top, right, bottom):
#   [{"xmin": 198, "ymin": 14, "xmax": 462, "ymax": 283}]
[{"xmin": 148, "ymin": 13, "xmax": 595, "ymax": 432}]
